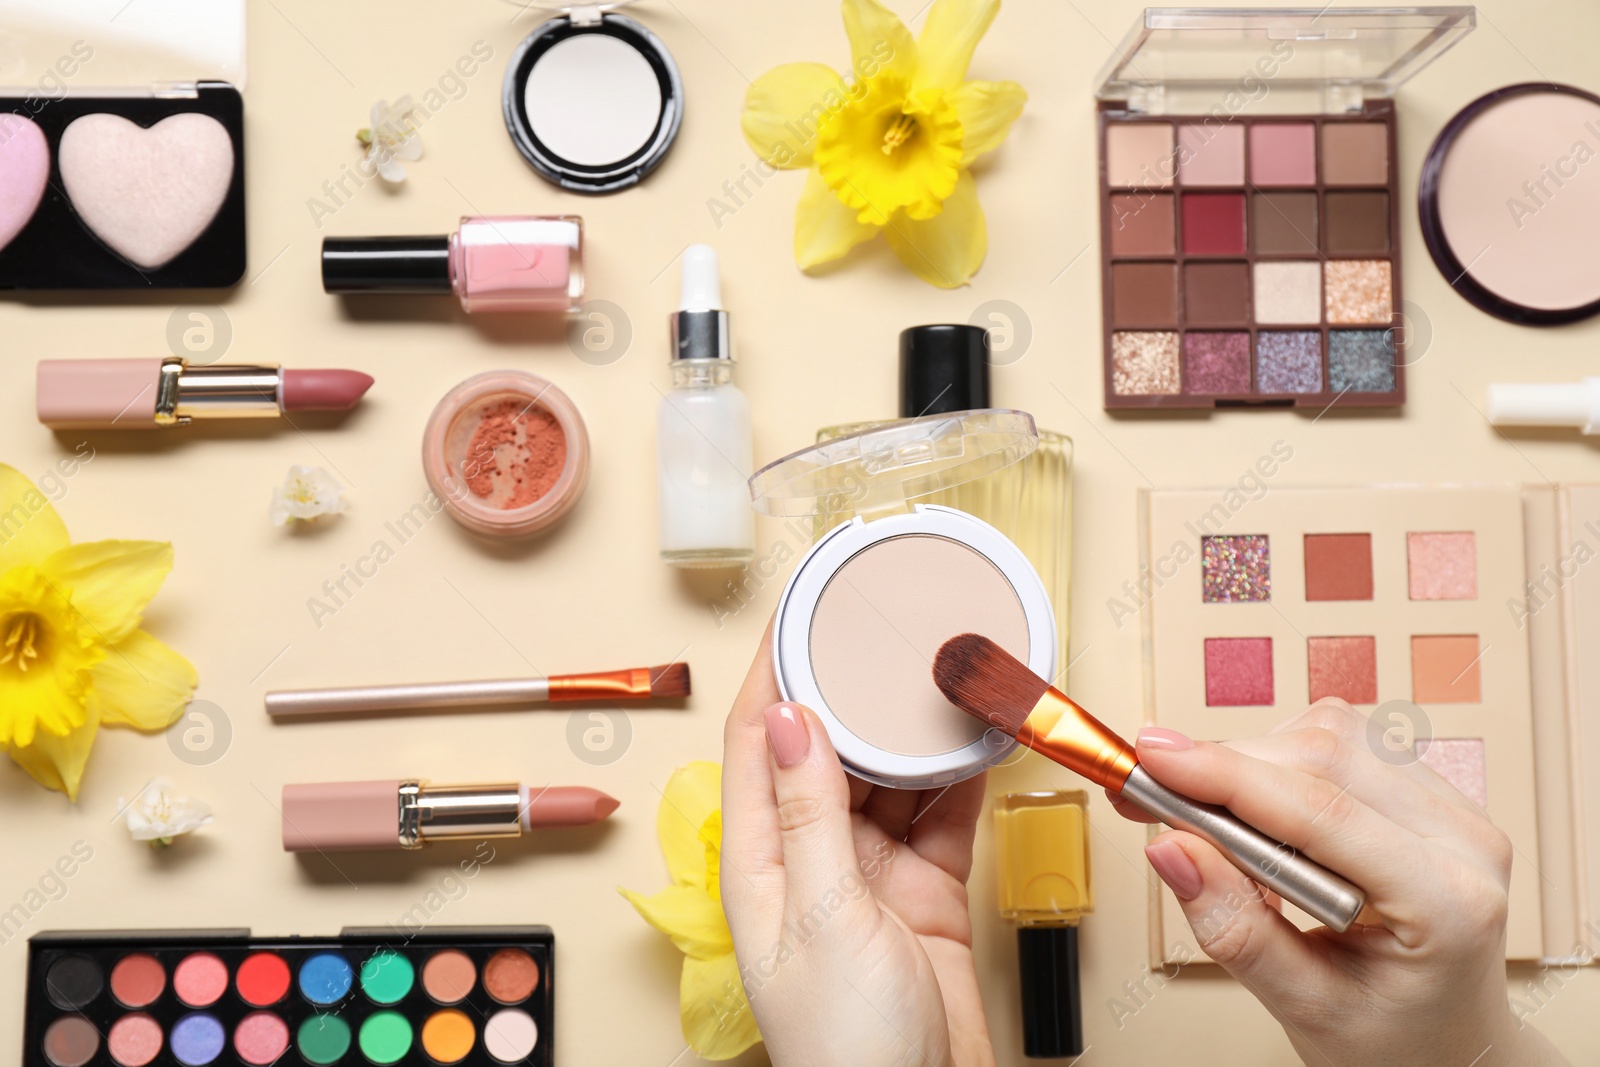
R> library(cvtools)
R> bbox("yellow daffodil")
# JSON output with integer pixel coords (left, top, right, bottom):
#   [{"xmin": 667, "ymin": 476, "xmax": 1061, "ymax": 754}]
[
  {"xmin": 619, "ymin": 761, "xmax": 759, "ymax": 1060},
  {"xmin": 741, "ymin": 0, "xmax": 1025, "ymax": 287},
  {"xmin": 0, "ymin": 464, "xmax": 197, "ymax": 800}
]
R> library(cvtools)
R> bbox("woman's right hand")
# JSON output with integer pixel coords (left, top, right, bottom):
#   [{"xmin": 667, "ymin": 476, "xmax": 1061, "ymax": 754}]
[{"xmin": 1111, "ymin": 699, "xmax": 1570, "ymax": 1067}]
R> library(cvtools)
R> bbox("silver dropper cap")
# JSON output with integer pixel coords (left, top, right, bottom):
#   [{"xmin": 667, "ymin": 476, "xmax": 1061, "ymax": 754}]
[{"xmin": 671, "ymin": 244, "xmax": 731, "ymax": 361}]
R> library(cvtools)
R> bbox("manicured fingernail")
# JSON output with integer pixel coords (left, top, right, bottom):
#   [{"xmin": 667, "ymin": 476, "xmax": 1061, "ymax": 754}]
[
  {"xmin": 1137, "ymin": 726, "xmax": 1194, "ymax": 751},
  {"xmin": 764, "ymin": 703, "xmax": 810, "ymax": 768},
  {"xmin": 1146, "ymin": 840, "xmax": 1204, "ymax": 901}
]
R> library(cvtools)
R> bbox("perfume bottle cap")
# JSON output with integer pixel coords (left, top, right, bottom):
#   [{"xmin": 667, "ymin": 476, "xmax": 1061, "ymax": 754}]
[
  {"xmin": 1018, "ymin": 925, "xmax": 1083, "ymax": 1058},
  {"xmin": 899, "ymin": 324, "xmax": 990, "ymax": 418}
]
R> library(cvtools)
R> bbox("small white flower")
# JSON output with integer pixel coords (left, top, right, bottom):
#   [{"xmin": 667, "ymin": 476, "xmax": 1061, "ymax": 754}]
[
  {"xmin": 118, "ymin": 777, "xmax": 213, "ymax": 847},
  {"xmin": 358, "ymin": 97, "xmax": 424, "ymax": 183},
  {"xmin": 271, "ymin": 465, "xmax": 347, "ymax": 526}
]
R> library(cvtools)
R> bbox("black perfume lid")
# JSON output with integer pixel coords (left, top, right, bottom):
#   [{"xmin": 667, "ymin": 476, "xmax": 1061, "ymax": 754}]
[
  {"xmin": 322, "ymin": 235, "xmax": 452, "ymax": 294},
  {"xmin": 899, "ymin": 324, "xmax": 990, "ymax": 418},
  {"xmin": 1017, "ymin": 925, "xmax": 1083, "ymax": 1058}
]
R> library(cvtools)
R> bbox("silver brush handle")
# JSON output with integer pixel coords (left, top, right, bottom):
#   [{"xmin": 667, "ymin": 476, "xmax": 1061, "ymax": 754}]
[
  {"xmin": 1120, "ymin": 764, "xmax": 1365, "ymax": 933},
  {"xmin": 265, "ymin": 678, "xmax": 553, "ymax": 718}
]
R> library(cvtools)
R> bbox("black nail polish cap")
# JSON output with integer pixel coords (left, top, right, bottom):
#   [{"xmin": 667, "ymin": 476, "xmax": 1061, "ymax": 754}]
[{"xmin": 1018, "ymin": 925, "xmax": 1083, "ymax": 1058}]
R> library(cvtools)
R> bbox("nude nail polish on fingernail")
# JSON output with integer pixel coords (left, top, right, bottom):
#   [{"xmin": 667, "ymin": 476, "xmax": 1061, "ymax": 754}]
[
  {"xmin": 1137, "ymin": 726, "xmax": 1195, "ymax": 751},
  {"xmin": 1146, "ymin": 841, "xmax": 1204, "ymax": 901},
  {"xmin": 764, "ymin": 703, "xmax": 810, "ymax": 768}
]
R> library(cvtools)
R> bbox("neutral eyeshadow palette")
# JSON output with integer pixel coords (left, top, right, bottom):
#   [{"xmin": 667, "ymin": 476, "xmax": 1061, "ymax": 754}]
[
  {"xmin": 1099, "ymin": 108, "xmax": 1402, "ymax": 409},
  {"xmin": 24, "ymin": 927, "xmax": 553, "ymax": 1067},
  {"xmin": 1138, "ymin": 487, "xmax": 1546, "ymax": 963},
  {"xmin": 0, "ymin": 86, "xmax": 246, "ymax": 290}
]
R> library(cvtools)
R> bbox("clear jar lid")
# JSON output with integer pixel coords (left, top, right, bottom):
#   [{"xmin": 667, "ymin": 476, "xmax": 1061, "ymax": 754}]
[{"xmin": 749, "ymin": 408, "xmax": 1038, "ymax": 518}]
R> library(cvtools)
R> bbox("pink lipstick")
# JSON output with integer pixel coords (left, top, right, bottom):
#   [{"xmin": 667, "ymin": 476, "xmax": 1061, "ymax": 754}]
[
  {"xmin": 281, "ymin": 779, "xmax": 619, "ymax": 852},
  {"xmin": 37, "ymin": 357, "xmax": 374, "ymax": 430}
]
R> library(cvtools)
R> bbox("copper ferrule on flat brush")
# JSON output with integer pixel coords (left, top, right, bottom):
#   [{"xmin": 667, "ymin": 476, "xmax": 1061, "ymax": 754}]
[
  {"xmin": 1015, "ymin": 688, "xmax": 1139, "ymax": 792},
  {"xmin": 546, "ymin": 667, "xmax": 654, "ymax": 702}
]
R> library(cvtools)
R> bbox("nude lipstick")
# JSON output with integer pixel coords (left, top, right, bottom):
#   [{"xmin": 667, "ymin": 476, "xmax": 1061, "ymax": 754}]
[
  {"xmin": 36, "ymin": 357, "xmax": 373, "ymax": 430},
  {"xmin": 281, "ymin": 780, "xmax": 618, "ymax": 852}
]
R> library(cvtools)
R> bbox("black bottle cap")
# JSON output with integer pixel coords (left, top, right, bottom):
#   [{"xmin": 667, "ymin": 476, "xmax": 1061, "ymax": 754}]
[
  {"xmin": 322, "ymin": 235, "xmax": 452, "ymax": 294},
  {"xmin": 899, "ymin": 324, "xmax": 990, "ymax": 418},
  {"xmin": 1017, "ymin": 925, "xmax": 1083, "ymax": 1058}
]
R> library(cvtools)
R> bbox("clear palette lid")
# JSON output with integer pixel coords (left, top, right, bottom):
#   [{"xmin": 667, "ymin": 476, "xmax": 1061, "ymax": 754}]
[
  {"xmin": 749, "ymin": 409, "xmax": 1038, "ymax": 518},
  {"xmin": 0, "ymin": 0, "xmax": 247, "ymax": 95},
  {"xmin": 1095, "ymin": 6, "xmax": 1475, "ymax": 114}
]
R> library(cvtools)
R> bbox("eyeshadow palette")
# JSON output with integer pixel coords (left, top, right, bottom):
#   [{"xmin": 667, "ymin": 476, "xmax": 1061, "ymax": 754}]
[
  {"xmin": 1092, "ymin": 7, "xmax": 1474, "ymax": 410},
  {"xmin": 1138, "ymin": 486, "xmax": 1544, "ymax": 963},
  {"xmin": 24, "ymin": 927, "xmax": 553, "ymax": 1067}
]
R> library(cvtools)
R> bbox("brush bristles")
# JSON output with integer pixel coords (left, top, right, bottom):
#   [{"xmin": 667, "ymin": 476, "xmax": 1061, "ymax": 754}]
[
  {"xmin": 648, "ymin": 662, "xmax": 691, "ymax": 699},
  {"xmin": 932, "ymin": 634, "xmax": 1050, "ymax": 736}
]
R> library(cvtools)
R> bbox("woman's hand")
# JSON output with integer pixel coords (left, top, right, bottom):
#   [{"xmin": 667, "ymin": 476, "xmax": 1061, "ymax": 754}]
[
  {"xmin": 720, "ymin": 621, "xmax": 996, "ymax": 1067},
  {"xmin": 1112, "ymin": 698, "xmax": 1569, "ymax": 1067}
]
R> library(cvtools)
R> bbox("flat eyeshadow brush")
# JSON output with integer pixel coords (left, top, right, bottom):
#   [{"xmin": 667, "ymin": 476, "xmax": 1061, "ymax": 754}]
[
  {"xmin": 266, "ymin": 662, "xmax": 689, "ymax": 719},
  {"xmin": 933, "ymin": 633, "xmax": 1364, "ymax": 932}
]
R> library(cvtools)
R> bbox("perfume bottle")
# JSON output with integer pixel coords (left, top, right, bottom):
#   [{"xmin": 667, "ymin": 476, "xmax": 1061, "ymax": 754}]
[
  {"xmin": 816, "ymin": 325, "xmax": 1073, "ymax": 670},
  {"xmin": 994, "ymin": 790, "xmax": 1094, "ymax": 1058},
  {"xmin": 321, "ymin": 215, "xmax": 583, "ymax": 313},
  {"xmin": 657, "ymin": 245, "xmax": 754, "ymax": 568}
]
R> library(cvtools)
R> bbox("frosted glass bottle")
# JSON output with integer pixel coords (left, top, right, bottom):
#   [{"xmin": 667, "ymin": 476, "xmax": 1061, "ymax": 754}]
[{"xmin": 658, "ymin": 358, "xmax": 754, "ymax": 566}]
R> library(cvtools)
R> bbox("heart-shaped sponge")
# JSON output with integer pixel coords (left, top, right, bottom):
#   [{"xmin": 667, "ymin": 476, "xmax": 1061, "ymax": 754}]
[
  {"xmin": 59, "ymin": 112, "xmax": 234, "ymax": 270},
  {"xmin": 0, "ymin": 114, "xmax": 49, "ymax": 254}
]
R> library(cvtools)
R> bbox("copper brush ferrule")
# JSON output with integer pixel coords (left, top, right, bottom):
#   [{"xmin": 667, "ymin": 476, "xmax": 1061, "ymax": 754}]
[
  {"xmin": 546, "ymin": 667, "xmax": 656, "ymax": 702},
  {"xmin": 1012, "ymin": 689, "xmax": 1139, "ymax": 793}
]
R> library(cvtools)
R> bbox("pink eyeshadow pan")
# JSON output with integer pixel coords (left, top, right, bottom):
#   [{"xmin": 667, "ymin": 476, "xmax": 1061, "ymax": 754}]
[
  {"xmin": 1307, "ymin": 636, "xmax": 1377, "ymax": 704},
  {"xmin": 1204, "ymin": 637, "xmax": 1274, "ymax": 706},
  {"xmin": 1407, "ymin": 531, "xmax": 1477, "ymax": 600},
  {"xmin": 173, "ymin": 952, "xmax": 229, "ymax": 1007},
  {"xmin": 1249, "ymin": 124, "xmax": 1316, "ymax": 185},
  {"xmin": 1177, "ymin": 123, "xmax": 1244, "ymax": 186},
  {"xmin": 1417, "ymin": 737, "xmax": 1487, "ymax": 807}
]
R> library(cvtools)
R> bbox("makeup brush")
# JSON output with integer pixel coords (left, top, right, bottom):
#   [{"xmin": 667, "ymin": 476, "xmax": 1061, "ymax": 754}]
[
  {"xmin": 266, "ymin": 663, "xmax": 690, "ymax": 719},
  {"xmin": 933, "ymin": 634, "xmax": 1365, "ymax": 933}
]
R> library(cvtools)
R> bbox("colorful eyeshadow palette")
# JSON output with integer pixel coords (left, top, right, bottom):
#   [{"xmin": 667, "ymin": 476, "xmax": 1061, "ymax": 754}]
[
  {"xmin": 1092, "ymin": 7, "xmax": 1476, "ymax": 410},
  {"xmin": 1138, "ymin": 486, "xmax": 1545, "ymax": 964},
  {"xmin": 24, "ymin": 927, "xmax": 553, "ymax": 1067}
]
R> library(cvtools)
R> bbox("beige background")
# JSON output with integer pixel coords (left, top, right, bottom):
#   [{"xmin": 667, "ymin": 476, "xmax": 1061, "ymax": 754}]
[{"xmin": 3, "ymin": 0, "xmax": 1599, "ymax": 1063}]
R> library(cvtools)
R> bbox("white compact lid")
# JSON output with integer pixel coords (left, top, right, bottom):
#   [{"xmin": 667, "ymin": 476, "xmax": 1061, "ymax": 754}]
[
  {"xmin": 0, "ymin": 0, "xmax": 247, "ymax": 94},
  {"xmin": 772, "ymin": 505, "xmax": 1057, "ymax": 790},
  {"xmin": 1094, "ymin": 6, "xmax": 1474, "ymax": 114}
]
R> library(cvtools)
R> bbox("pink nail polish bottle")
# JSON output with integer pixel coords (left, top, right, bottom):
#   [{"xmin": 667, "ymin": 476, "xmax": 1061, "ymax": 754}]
[{"xmin": 322, "ymin": 215, "xmax": 583, "ymax": 313}]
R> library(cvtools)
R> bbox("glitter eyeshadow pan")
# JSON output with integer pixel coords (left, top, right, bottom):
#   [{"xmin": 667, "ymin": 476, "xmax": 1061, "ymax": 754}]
[{"xmin": 25, "ymin": 928, "xmax": 556, "ymax": 1067}]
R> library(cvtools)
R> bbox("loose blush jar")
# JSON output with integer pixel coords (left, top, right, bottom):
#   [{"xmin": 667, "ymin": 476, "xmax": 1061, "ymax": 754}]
[
  {"xmin": 423, "ymin": 371, "xmax": 590, "ymax": 538},
  {"xmin": 750, "ymin": 411, "xmax": 1056, "ymax": 788}
]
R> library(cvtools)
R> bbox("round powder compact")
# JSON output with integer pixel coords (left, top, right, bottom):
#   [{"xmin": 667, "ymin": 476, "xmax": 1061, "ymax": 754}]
[
  {"xmin": 1419, "ymin": 82, "xmax": 1600, "ymax": 324},
  {"xmin": 755, "ymin": 411, "xmax": 1056, "ymax": 789},
  {"xmin": 502, "ymin": 6, "xmax": 683, "ymax": 194},
  {"xmin": 423, "ymin": 370, "xmax": 590, "ymax": 538}
]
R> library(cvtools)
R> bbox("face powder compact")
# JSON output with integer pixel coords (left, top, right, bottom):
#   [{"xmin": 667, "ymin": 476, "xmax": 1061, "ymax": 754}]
[
  {"xmin": 423, "ymin": 370, "xmax": 591, "ymax": 538},
  {"xmin": 750, "ymin": 410, "xmax": 1057, "ymax": 789},
  {"xmin": 1419, "ymin": 82, "xmax": 1600, "ymax": 325},
  {"xmin": 502, "ymin": 1, "xmax": 684, "ymax": 194}
]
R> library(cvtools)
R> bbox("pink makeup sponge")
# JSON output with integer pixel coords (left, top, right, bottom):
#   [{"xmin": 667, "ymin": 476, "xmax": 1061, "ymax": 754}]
[
  {"xmin": 0, "ymin": 114, "xmax": 49, "ymax": 254},
  {"xmin": 59, "ymin": 112, "xmax": 233, "ymax": 270}
]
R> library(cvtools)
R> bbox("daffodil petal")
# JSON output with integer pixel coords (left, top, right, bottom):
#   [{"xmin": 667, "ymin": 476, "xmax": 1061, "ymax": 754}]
[
  {"xmin": 39, "ymin": 540, "xmax": 173, "ymax": 644},
  {"xmin": 0, "ymin": 465, "xmax": 70, "ymax": 573},
  {"xmin": 842, "ymin": 0, "xmax": 916, "ymax": 84},
  {"xmin": 680, "ymin": 953, "xmax": 761, "ymax": 1060},
  {"xmin": 950, "ymin": 79, "xmax": 1026, "ymax": 165},
  {"xmin": 742, "ymin": 63, "xmax": 851, "ymax": 169},
  {"xmin": 795, "ymin": 169, "xmax": 882, "ymax": 268},
  {"xmin": 618, "ymin": 883, "xmax": 733, "ymax": 959},
  {"xmin": 883, "ymin": 168, "xmax": 986, "ymax": 287},
  {"xmin": 6, "ymin": 708, "xmax": 98, "ymax": 800},
  {"xmin": 89, "ymin": 629, "xmax": 197, "ymax": 731},
  {"xmin": 657, "ymin": 760, "xmax": 723, "ymax": 888},
  {"xmin": 0, "ymin": 646, "xmax": 94, "ymax": 746},
  {"xmin": 913, "ymin": 0, "xmax": 1000, "ymax": 91}
]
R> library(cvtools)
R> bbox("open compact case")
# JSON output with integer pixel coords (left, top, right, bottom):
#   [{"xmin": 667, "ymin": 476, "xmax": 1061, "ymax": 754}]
[
  {"xmin": 501, "ymin": 0, "xmax": 684, "ymax": 194},
  {"xmin": 1093, "ymin": 7, "xmax": 1474, "ymax": 409},
  {"xmin": 750, "ymin": 410, "xmax": 1057, "ymax": 790},
  {"xmin": 0, "ymin": 0, "xmax": 247, "ymax": 289}
]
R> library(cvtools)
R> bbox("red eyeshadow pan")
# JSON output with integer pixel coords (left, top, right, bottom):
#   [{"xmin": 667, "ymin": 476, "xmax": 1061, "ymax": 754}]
[
  {"xmin": 109, "ymin": 954, "xmax": 165, "ymax": 1009},
  {"xmin": 1181, "ymin": 193, "xmax": 1246, "ymax": 255},
  {"xmin": 1204, "ymin": 637, "xmax": 1274, "ymax": 706},
  {"xmin": 1307, "ymin": 636, "xmax": 1378, "ymax": 704},
  {"xmin": 1303, "ymin": 533, "xmax": 1373, "ymax": 601},
  {"xmin": 235, "ymin": 952, "xmax": 291, "ymax": 1007}
]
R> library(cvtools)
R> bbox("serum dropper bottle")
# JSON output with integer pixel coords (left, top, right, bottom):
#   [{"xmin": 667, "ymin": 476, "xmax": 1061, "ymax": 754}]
[{"xmin": 657, "ymin": 245, "xmax": 755, "ymax": 567}]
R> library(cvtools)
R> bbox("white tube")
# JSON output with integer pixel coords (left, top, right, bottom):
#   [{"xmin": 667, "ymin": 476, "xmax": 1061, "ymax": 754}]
[{"xmin": 1486, "ymin": 379, "xmax": 1600, "ymax": 434}]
